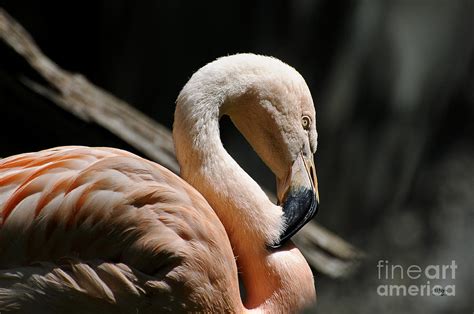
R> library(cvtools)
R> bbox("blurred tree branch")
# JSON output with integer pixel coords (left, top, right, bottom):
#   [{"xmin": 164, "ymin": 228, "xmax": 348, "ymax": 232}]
[{"xmin": 0, "ymin": 8, "xmax": 363, "ymax": 278}]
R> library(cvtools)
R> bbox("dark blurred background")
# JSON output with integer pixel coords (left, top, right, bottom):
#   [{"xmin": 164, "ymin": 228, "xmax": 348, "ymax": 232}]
[{"xmin": 1, "ymin": 1, "xmax": 473, "ymax": 313}]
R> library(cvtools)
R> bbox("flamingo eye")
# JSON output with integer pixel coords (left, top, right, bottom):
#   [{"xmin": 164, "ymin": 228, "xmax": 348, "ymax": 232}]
[{"xmin": 301, "ymin": 115, "xmax": 311, "ymax": 130}]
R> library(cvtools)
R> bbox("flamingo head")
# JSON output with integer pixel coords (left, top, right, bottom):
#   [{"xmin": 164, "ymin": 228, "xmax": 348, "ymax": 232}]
[{"xmin": 218, "ymin": 54, "xmax": 320, "ymax": 248}]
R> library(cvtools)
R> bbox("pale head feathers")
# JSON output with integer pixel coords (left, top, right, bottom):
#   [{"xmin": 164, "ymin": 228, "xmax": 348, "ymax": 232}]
[{"xmin": 175, "ymin": 53, "xmax": 318, "ymax": 180}]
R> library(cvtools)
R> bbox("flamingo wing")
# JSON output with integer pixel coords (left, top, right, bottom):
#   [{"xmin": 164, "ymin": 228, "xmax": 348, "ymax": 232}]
[{"xmin": 0, "ymin": 147, "xmax": 238, "ymax": 313}]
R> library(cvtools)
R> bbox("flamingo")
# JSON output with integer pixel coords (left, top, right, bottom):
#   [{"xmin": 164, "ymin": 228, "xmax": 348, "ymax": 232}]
[{"xmin": 0, "ymin": 53, "xmax": 319, "ymax": 313}]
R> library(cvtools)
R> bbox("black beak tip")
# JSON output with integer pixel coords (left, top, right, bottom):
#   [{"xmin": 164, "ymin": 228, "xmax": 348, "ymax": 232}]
[{"xmin": 267, "ymin": 188, "xmax": 319, "ymax": 249}]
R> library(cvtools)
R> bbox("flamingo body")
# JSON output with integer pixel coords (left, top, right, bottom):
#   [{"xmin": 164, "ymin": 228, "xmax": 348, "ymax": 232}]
[{"xmin": 0, "ymin": 146, "xmax": 239, "ymax": 313}]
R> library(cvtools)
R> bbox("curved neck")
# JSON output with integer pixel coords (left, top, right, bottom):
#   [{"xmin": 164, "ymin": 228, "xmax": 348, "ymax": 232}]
[{"xmin": 173, "ymin": 80, "xmax": 315, "ymax": 312}]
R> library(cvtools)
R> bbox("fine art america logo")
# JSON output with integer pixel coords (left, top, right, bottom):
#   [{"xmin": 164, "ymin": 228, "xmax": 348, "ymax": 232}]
[{"xmin": 376, "ymin": 260, "xmax": 457, "ymax": 297}]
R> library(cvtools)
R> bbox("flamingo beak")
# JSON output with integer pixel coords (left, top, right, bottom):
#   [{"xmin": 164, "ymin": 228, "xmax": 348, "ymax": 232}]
[{"xmin": 270, "ymin": 151, "xmax": 319, "ymax": 248}]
